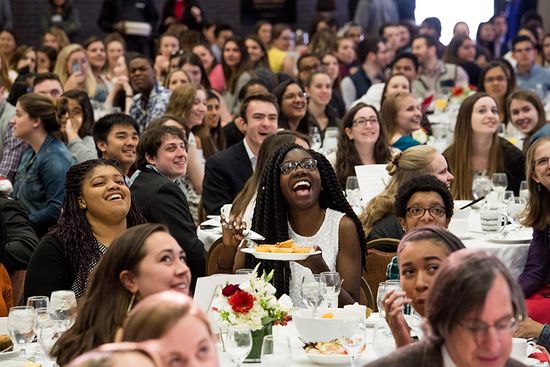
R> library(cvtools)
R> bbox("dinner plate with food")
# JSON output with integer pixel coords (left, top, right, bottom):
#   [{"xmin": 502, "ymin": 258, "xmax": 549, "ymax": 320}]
[
  {"xmin": 241, "ymin": 239, "xmax": 320, "ymax": 261},
  {"xmin": 304, "ymin": 339, "xmax": 365, "ymax": 365}
]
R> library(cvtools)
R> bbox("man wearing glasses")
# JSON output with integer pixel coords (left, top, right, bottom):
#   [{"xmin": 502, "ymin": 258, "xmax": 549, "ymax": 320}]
[
  {"xmin": 513, "ymin": 35, "xmax": 550, "ymax": 94},
  {"xmin": 366, "ymin": 250, "xmax": 527, "ymax": 367}
]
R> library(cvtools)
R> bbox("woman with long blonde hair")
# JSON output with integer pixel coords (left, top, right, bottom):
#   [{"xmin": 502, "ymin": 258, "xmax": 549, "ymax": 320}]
[
  {"xmin": 54, "ymin": 44, "xmax": 97, "ymax": 98},
  {"xmin": 443, "ymin": 93, "xmax": 525, "ymax": 199},
  {"xmin": 360, "ymin": 145, "xmax": 454, "ymax": 241}
]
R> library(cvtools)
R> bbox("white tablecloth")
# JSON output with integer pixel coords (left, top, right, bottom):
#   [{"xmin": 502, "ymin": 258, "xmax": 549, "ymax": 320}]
[{"xmin": 453, "ymin": 209, "xmax": 531, "ymax": 279}]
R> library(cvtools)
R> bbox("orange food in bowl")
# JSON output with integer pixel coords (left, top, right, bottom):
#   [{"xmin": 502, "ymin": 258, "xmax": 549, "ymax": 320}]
[{"xmin": 321, "ymin": 312, "xmax": 334, "ymax": 319}]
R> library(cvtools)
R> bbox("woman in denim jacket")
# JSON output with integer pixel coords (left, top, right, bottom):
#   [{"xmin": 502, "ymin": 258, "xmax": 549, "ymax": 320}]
[{"xmin": 12, "ymin": 93, "xmax": 73, "ymax": 237}]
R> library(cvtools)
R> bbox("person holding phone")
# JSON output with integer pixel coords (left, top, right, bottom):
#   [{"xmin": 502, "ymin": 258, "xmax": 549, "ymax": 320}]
[{"xmin": 53, "ymin": 44, "xmax": 97, "ymax": 98}]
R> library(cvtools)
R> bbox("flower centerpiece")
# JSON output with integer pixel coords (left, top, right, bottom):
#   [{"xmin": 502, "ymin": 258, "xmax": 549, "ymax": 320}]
[{"xmin": 212, "ymin": 265, "xmax": 292, "ymax": 361}]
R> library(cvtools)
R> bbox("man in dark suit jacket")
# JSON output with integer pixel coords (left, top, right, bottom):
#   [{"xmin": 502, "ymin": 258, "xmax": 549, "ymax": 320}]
[
  {"xmin": 130, "ymin": 125, "xmax": 205, "ymax": 289},
  {"xmin": 365, "ymin": 250, "xmax": 527, "ymax": 367},
  {"xmin": 202, "ymin": 93, "xmax": 279, "ymax": 215}
]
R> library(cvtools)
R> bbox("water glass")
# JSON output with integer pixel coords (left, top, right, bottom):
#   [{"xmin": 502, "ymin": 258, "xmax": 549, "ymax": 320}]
[
  {"xmin": 491, "ymin": 173, "xmax": 508, "ymax": 192},
  {"xmin": 508, "ymin": 197, "xmax": 527, "ymax": 223},
  {"xmin": 301, "ymin": 274, "xmax": 323, "ymax": 316},
  {"xmin": 519, "ymin": 180, "xmax": 529, "ymax": 201},
  {"xmin": 339, "ymin": 319, "xmax": 367, "ymax": 367},
  {"xmin": 376, "ymin": 280, "xmax": 401, "ymax": 318},
  {"xmin": 8, "ymin": 306, "xmax": 37, "ymax": 361},
  {"xmin": 226, "ymin": 327, "xmax": 252, "ymax": 367},
  {"xmin": 260, "ymin": 335, "xmax": 291, "ymax": 366},
  {"xmin": 503, "ymin": 190, "xmax": 514, "ymax": 205},
  {"xmin": 309, "ymin": 126, "xmax": 322, "ymax": 150},
  {"xmin": 50, "ymin": 290, "xmax": 77, "ymax": 331},
  {"xmin": 346, "ymin": 176, "xmax": 361, "ymax": 208},
  {"xmin": 27, "ymin": 296, "xmax": 49, "ymax": 310},
  {"xmin": 472, "ymin": 174, "xmax": 491, "ymax": 200},
  {"xmin": 320, "ymin": 271, "xmax": 341, "ymax": 308}
]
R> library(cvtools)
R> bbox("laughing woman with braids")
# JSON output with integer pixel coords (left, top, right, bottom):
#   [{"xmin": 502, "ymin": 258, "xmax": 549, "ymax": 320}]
[
  {"xmin": 24, "ymin": 159, "xmax": 145, "ymax": 302},
  {"xmin": 234, "ymin": 143, "xmax": 366, "ymax": 306}
]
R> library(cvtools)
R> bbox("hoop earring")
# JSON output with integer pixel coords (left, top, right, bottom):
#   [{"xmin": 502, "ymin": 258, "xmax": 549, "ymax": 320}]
[{"xmin": 127, "ymin": 293, "xmax": 136, "ymax": 314}]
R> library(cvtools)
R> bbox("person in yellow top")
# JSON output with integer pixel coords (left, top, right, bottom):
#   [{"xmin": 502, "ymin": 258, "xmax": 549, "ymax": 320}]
[
  {"xmin": 268, "ymin": 24, "xmax": 295, "ymax": 76},
  {"xmin": 0, "ymin": 264, "xmax": 13, "ymax": 317}
]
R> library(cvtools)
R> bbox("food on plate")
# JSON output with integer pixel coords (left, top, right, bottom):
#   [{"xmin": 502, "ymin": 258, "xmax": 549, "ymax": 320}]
[
  {"xmin": 254, "ymin": 239, "xmax": 314, "ymax": 253},
  {"xmin": 0, "ymin": 334, "xmax": 12, "ymax": 350},
  {"xmin": 304, "ymin": 340, "xmax": 363, "ymax": 355},
  {"xmin": 321, "ymin": 312, "xmax": 334, "ymax": 319}
]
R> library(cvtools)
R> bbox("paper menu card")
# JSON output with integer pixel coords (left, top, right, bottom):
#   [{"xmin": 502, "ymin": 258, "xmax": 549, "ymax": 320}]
[{"xmin": 354, "ymin": 164, "xmax": 391, "ymax": 205}]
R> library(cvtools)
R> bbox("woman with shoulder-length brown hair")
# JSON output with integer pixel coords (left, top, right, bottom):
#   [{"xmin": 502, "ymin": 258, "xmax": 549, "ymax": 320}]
[
  {"xmin": 517, "ymin": 137, "xmax": 550, "ymax": 327},
  {"xmin": 332, "ymin": 102, "xmax": 394, "ymax": 187},
  {"xmin": 443, "ymin": 92, "xmax": 525, "ymax": 199},
  {"xmin": 507, "ymin": 89, "xmax": 549, "ymax": 153}
]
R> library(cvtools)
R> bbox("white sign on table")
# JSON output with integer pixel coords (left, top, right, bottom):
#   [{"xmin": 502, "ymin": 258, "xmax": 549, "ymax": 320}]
[{"xmin": 354, "ymin": 164, "xmax": 390, "ymax": 205}]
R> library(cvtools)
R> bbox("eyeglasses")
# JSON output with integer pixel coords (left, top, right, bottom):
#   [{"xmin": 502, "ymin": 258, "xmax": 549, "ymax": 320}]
[
  {"xmin": 534, "ymin": 156, "xmax": 550, "ymax": 168},
  {"xmin": 169, "ymin": 49, "xmax": 185, "ymax": 58},
  {"xmin": 283, "ymin": 92, "xmax": 308, "ymax": 101},
  {"xmin": 299, "ymin": 64, "xmax": 320, "ymax": 73},
  {"xmin": 485, "ymin": 75, "xmax": 506, "ymax": 83},
  {"xmin": 280, "ymin": 158, "xmax": 317, "ymax": 174},
  {"xmin": 352, "ymin": 117, "xmax": 379, "ymax": 127},
  {"xmin": 406, "ymin": 206, "xmax": 446, "ymax": 218},
  {"xmin": 459, "ymin": 316, "xmax": 519, "ymax": 344}
]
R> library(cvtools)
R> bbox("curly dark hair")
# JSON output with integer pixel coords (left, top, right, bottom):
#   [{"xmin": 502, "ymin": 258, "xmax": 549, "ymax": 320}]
[
  {"xmin": 50, "ymin": 159, "xmax": 146, "ymax": 290},
  {"xmin": 335, "ymin": 102, "xmax": 392, "ymax": 187},
  {"xmin": 394, "ymin": 175, "xmax": 454, "ymax": 220},
  {"xmin": 248, "ymin": 143, "xmax": 367, "ymax": 297}
]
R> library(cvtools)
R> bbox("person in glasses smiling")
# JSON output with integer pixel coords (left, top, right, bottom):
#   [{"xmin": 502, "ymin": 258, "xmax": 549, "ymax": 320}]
[
  {"xmin": 234, "ymin": 143, "xmax": 366, "ymax": 307},
  {"xmin": 366, "ymin": 250, "xmax": 526, "ymax": 367}
]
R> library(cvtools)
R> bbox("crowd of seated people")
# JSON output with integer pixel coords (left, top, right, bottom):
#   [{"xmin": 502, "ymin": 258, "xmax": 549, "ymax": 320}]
[{"xmin": 0, "ymin": 2, "xmax": 547, "ymax": 365}]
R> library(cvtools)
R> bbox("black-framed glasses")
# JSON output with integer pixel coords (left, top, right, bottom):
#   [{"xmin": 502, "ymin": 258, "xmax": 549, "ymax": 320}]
[
  {"xmin": 459, "ymin": 316, "xmax": 519, "ymax": 344},
  {"xmin": 352, "ymin": 117, "xmax": 379, "ymax": 127},
  {"xmin": 280, "ymin": 158, "xmax": 317, "ymax": 175},
  {"xmin": 283, "ymin": 92, "xmax": 308, "ymax": 101},
  {"xmin": 534, "ymin": 157, "xmax": 550, "ymax": 168},
  {"xmin": 406, "ymin": 205, "xmax": 446, "ymax": 218}
]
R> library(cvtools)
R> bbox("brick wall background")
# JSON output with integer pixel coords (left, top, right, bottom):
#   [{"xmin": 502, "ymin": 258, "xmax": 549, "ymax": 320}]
[{"xmin": 11, "ymin": 0, "xmax": 350, "ymax": 47}]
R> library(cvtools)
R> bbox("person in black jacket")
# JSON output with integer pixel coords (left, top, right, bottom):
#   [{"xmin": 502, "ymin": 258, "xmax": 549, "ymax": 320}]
[
  {"xmin": 130, "ymin": 125, "xmax": 206, "ymax": 288},
  {"xmin": 0, "ymin": 194, "xmax": 38, "ymax": 273},
  {"xmin": 97, "ymin": 0, "xmax": 159, "ymax": 57}
]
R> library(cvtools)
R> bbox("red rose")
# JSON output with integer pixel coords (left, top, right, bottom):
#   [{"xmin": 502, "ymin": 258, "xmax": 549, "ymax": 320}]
[
  {"xmin": 228, "ymin": 291, "xmax": 255, "ymax": 314},
  {"xmin": 222, "ymin": 284, "xmax": 240, "ymax": 297},
  {"xmin": 452, "ymin": 87, "xmax": 463, "ymax": 97}
]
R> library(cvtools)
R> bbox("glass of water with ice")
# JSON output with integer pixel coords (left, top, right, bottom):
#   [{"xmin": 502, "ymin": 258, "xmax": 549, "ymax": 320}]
[{"xmin": 49, "ymin": 290, "xmax": 77, "ymax": 331}]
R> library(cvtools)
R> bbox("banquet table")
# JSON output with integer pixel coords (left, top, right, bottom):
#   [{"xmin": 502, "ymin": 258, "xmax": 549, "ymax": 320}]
[{"xmin": 450, "ymin": 208, "xmax": 531, "ymax": 279}]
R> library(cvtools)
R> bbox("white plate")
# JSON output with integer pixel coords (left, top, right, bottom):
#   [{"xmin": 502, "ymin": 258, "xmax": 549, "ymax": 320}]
[
  {"xmin": 306, "ymin": 353, "xmax": 350, "ymax": 365},
  {"xmin": 200, "ymin": 227, "xmax": 265, "ymax": 241},
  {"xmin": 523, "ymin": 357, "xmax": 542, "ymax": 366},
  {"xmin": 241, "ymin": 248, "xmax": 320, "ymax": 261},
  {"xmin": 486, "ymin": 229, "xmax": 533, "ymax": 244}
]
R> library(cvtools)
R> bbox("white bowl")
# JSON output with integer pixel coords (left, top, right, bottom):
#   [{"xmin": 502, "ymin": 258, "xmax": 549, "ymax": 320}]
[{"xmin": 293, "ymin": 308, "xmax": 362, "ymax": 343}]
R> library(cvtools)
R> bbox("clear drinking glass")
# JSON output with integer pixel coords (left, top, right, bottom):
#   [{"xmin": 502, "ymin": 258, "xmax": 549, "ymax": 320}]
[
  {"xmin": 50, "ymin": 290, "xmax": 77, "ymax": 331},
  {"xmin": 226, "ymin": 327, "xmax": 252, "ymax": 367},
  {"xmin": 301, "ymin": 274, "xmax": 323, "ymax": 317},
  {"xmin": 260, "ymin": 335, "xmax": 291, "ymax": 366},
  {"xmin": 309, "ymin": 126, "xmax": 322, "ymax": 150},
  {"xmin": 519, "ymin": 180, "xmax": 529, "ymax": 201},
  {"xmin": 339, "ymin": 319, "xmax": 367, "ymax": 367},
  {"xmin": 491, "ymin": 173, "xmax": 508, "ymax": 192},
  {"xmin": 27, "ymin": 296, "xmax": 49, "ymax": 310},
  {"xmin": 508, "ymin": 196, "xmax": 527, "ymax": 223},
  {"xmin": 320, "ymin": 271, "xmax": 341, "ymax": 308},
  {"xmin": 8, "ymin": 306, "xmax": 37, "ymax": 361},
  {"xmin": 376, "ymin": 280, "xmax": 401, "ymax": 318},
  {"xmin": 472, "ymin": 174, "xmax": 492, "ymax": 199},
  {"xmin": 346, "ymin": 176, "xmax": 361, "ymax": 209}
]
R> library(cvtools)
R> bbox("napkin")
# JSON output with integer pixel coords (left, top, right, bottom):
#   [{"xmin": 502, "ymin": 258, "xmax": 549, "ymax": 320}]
[{"xmin": 528, "ymin": 349, "xmax": 550, "ymax": 363}]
